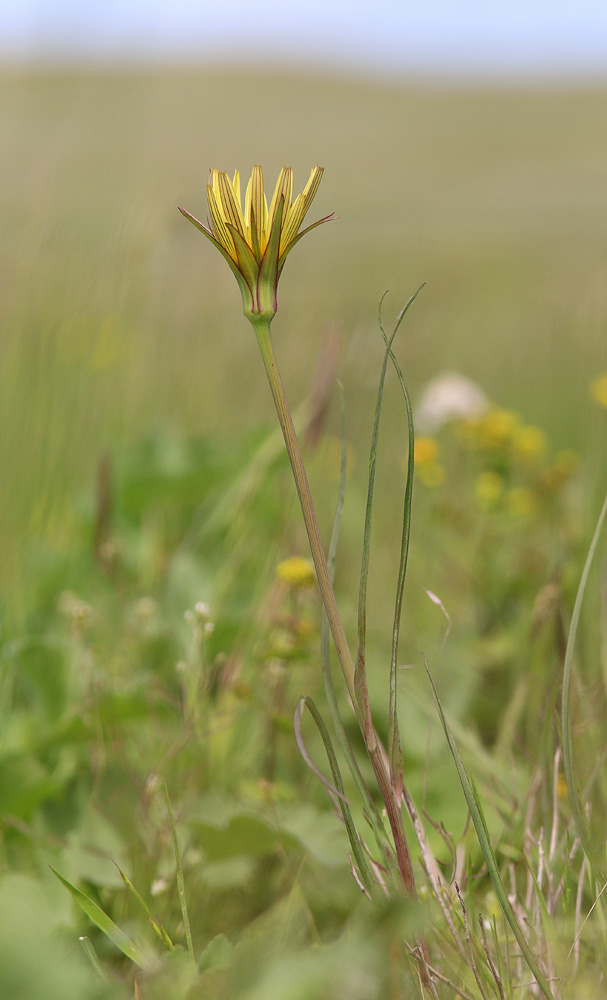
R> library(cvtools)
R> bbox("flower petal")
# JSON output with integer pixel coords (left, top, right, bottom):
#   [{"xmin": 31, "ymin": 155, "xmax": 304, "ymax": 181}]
[
  {"xmin": 281, "ymin": 166, "xmax": 324, "ymax": 252},
  {"xmin": 216, "ymin": 171, "xmax": 247, "ymax": 241},
  {"xmin": 266, "ymin": 168, "xmax": 293, "ymax": 250},
  {"xmin": 232, "ymin": 170, "xmax": 241, "ymax": 207},
  {"xmin": 206, "ymin": 184, "xmax": 237, "ymax": 260},
  {"xmin": 248, "ymin": 165, "xmax": 267, "ymax": 263}
]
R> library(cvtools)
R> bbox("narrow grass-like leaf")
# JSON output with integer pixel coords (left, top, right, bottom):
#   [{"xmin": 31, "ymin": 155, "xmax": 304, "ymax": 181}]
[
  {"xmin": 485, "ymin": 915, "xmax": 506, "ymax": 1000},
  {"xmin": 51, "ymin": 867, "xmax": 147, "ymax": 968},
  {"xmin": 561, "ymin": 489, "xmax": 607, "ymax": 878},
  {"xmin": 318, "ymin": 383, "xmax": 395, "ymax": 877},
  {"xmin": 294, "ymin": 695, "xmax": 375, "ymax": 897},
  {"xmin": 355, "ymin": 287, "xmax": 424, "ymax": 792},
  {"xmin": 355, "ymin": 290, "xmax": 391, "ymax": 670},
  {"xmin": 523, "ymin": 853, "xmax": 559, "ymax": 960},
  {"xmin": 564, "ymin": 876, "xmax": 607, "ymax": 969},
  {"xmin": 164, "ymin": 783, "xmax": 195, "ymax": 962},
  {"xmin": 378, "ymin": 291, "xmax": 424, "ymax": 795},
  {"xmin": 117, "ymin": 865, "xmax": 174, "ymax": 949},
  {"xmin": 356, "ymin": 288, "xmax": 424, "ymax": 696},
  {"xmin": 424, "ymin": 662, "xmax": 555, "ymax": 999},
  {"xmin": 78, "ymin": 935, "xmax": 108, "ymax": 980}
]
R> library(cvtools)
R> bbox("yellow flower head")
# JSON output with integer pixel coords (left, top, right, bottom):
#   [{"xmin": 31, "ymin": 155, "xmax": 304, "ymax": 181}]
[
  {"xmin": 591, "ymin": 373, "xmax": 607, "ymax": 409},
  {"xmin": 478, "ymin": 408, "xmax": 520, "ymax": 449},
  {"xmin": 414, "ymin": 436, "xmax": 439, "ymax": 466},
  {"xmin": 276, "ymin": 556, "xmax": 316, "ymax": 589},
  {"xmin": 179, "ymin": 165, "xmax": 334, "ymax": 321},
  {"xmin": 475, "ymin": 471, "xmax": 504, "ymax": 509},
  {"xmin": 512, "ymin": 425, "xmax": 547, "ymax": 461}
]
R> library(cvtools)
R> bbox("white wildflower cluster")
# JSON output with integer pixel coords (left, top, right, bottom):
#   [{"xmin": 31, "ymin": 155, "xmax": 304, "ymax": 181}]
[
  {"xmin": 415, "ymin": 372, "xmax": 489, "ymax": 434},
  {"xmin": 184, "ymin": 601, "xmax": 215, "ymax": 637}
]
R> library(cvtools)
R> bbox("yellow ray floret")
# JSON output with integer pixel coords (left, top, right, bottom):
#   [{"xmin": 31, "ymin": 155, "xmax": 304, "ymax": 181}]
[
  {"xmin": 179, "ymin": 164, "xmax": 333, "ymax": 319},
  {"xmin": 207, "ymin": 165, "xmax": 324, "ymax": 262}
]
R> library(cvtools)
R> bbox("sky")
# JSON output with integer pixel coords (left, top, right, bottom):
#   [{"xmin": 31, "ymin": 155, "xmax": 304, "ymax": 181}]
[{"xmin": 2, "ymin": 0, "xmax": 607, "ymax": 78}]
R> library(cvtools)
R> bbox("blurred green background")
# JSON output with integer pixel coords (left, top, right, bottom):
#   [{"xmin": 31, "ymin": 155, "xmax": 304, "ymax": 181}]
[{"xmin": 2, "ymin": 67, "xmax": 606, "ymax": 615}]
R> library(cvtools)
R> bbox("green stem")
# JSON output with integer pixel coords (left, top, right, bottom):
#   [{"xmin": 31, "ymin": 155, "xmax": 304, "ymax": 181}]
[
  {"xmin": 253, "ymin": 318, "xmax": 359, "ymax": 717},
  {"xmin": 252, "ymin": 317, "xmax": 419, "ymax": 904}
]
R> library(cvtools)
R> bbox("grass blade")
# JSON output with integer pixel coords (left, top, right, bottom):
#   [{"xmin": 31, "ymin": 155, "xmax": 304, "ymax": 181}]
[
  {"xmin": 50, "ymin": 867, "xmax": 147, "ymax": 968},
  {"xmin": 355, "ymin": 288, "xmax": 424, "ymax": 794},
  {"xmin": 424, "ymin": 662, "xmax": 555, "ymax": 999},
  {"xmin": 378, "ymin": 293, "xmax": 423, "ymax": 796},
  {"xmin": 294, "ymin": 695, "xmax": 375, "ymax": 897},
  {"xmin": 78, "ymin": 935, "xmax": 108, "ymax": 981},
  {"xmin": 164, "ymin": 782, "xmax": 195, "ymax": 962},
  {"xmin": 319, "ymin": 382, "xmax": 395, "ymax": 876},
  {"xmin": 354, "ymin": 292, "xmax": 397, "ymax": 695},
  {"xmin": 117, "ymin": 866, "xmax": 174, "ymax": 949},
  {"xmin": 561, "ymin": 488, "xmax": 607, "ymax": 878}
]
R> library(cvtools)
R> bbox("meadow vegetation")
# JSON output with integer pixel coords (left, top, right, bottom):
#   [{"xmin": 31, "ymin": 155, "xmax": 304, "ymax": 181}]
[{"xmin": 1, "ymin": 66, "xmax": 607, "ymax": 997}]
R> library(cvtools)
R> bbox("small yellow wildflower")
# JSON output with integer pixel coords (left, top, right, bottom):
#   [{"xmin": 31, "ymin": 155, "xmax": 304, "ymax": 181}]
[
  {"xmin": 478, "ymin": 408, "xmax": 520, "ymax": 449},
  {"xmin": 276, "ymin": 556, "xmax": 316, "ymax": 589},
  {"xmin": 512, "ymin": 425, "xmax": 547, "ymax": 460},
  {"xmin": 412, "ymin": 438, "xmax": 445, "ymax": 488},
  {"xmin": 475, "ymin": 471, "xmax": 504, "ymax": 509},
  {"xmin": 414, "ymin": 436, "xmax": 439, "ymax": 465},
  {"xmin": 590, "ymin": 373, "xmax": 607, "ymax": 409},
  {"xmin": 505, "ymin": 487, "xmax": 540, "ymax": 518},
  {"xmin": 179, "ymin": 166, "xmax": 334, "ymax": 321},
  {"xmin": 557, "ymin": 773, "xmax": 568, "ymax": 800}
]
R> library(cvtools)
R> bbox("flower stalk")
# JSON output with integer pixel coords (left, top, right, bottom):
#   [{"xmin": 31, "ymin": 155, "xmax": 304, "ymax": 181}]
[
  {"xmin": 180, "ymin": 164, "xmax": 421, "ymax": 906},
  {"xmin": 252, "ymin": 315, "xmax": 419, "ymax": 903}
]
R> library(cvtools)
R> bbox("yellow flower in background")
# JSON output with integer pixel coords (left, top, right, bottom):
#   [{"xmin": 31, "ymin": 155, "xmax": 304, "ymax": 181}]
[
  {"xmin": 179, "ymin": 165, "xmax": 334, "ymax": 321},
  {"xmin": 512, "ymin": 424, "xmax": 547, "ymax": 460},
  {"xmin": 413, "ymin": 437, "xmax": 445, "ymax": 488},
  {"xmin": 591, "ymin": 373, "xmax": 607, "ymax": 409},
  {"xmin": 505, "ymin": 487, "xmax": 540, "ymax": 518},
  {"xmin": 414, "ymin": 436, "xmax": 439, "ymax": 466},
  {"xmin": 276, "ymin": 556, "xmax": 316, "ymax": 589},
  {"xmin": 475, "ymin": 471, "xmax": 504, "ymax": 509},
  {"xmin": 478, "ymin": 408, "xmax": 520, "ymax": 449}
]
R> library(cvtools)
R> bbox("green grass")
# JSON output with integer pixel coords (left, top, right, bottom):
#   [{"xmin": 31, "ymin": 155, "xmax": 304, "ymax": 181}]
[{"xmin": 1, "ymin": 65, "xmax": 607, "ymax": 997}]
